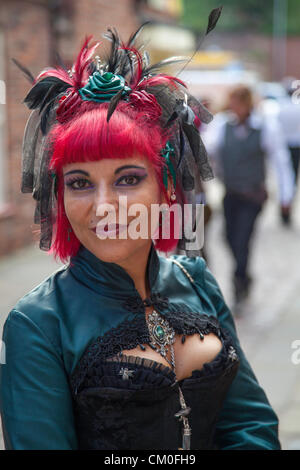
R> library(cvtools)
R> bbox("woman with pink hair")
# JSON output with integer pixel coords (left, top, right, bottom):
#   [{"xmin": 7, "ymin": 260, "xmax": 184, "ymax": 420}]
[{"xmin": 0, "ymin": 16, "xmax": 280, "ymax": 450}]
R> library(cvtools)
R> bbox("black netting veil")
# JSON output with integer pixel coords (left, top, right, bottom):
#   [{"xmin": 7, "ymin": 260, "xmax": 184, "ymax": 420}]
[{"xmin": 22, "ymin": 106, "xmax": 58, "ymax": 250}]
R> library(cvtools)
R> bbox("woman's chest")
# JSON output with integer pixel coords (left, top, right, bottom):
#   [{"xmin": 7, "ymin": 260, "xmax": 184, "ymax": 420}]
[
  {"xmin": 69, "ymin": 303, "xmax": 233, "ymax": 395},
  {"xmin": 119, "ymin": 305, "xmax": 223, "ymax": 381}
]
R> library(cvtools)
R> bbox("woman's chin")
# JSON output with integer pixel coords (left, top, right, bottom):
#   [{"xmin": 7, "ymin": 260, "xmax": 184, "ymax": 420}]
[{"xmin": 81, "ymin": 234, "xmax": 152, "ymax": 264}]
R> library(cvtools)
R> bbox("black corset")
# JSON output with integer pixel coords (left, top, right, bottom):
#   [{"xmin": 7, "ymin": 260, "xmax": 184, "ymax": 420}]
[{"xmin": 70, "ymin": 320, "xmax": 240, "ymax": 450}]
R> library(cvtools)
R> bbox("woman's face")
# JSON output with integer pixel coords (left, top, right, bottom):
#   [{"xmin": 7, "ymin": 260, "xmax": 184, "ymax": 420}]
[{"xmin": 63, "ymin": 157, "xmax": 169, "ymax": 264}]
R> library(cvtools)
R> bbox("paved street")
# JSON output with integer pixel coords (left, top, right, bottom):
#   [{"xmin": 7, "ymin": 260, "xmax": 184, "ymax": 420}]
[
  {"xmin": 0, "ymin": 173, "xmax": 299, "ymax": 450},
  {"xmin": 0, "ymin": 246, "xmax": 64, "ymax": 451},
  {"xmin": 205, "ymin": 174, "xmax": 300, "ymax": 450}
]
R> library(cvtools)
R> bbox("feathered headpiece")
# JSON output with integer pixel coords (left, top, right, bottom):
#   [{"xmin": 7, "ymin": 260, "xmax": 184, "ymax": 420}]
[{"xmin": 16, "ymin": 7, "xmax": 222, "ymax": 255}]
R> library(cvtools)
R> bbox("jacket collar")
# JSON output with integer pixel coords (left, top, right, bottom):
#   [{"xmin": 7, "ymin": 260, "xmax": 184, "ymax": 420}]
[{"xmin": 69, "ymin": 242, "xmax": 160, "ymax": 300}]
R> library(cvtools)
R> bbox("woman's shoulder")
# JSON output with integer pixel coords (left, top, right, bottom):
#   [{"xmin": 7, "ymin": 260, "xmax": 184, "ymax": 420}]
[
  {"xmin": 14, "ymin": 265, "xmax": 67, "ymax": 312},
  {"xmin": 158, "ymin": 252, "xmax": 227, "ymax": 314},
  {"xmin": 3, "ymin": 265, "xmax": 69, "ymax": 347},
  {"xmin": 159, "ymin": 252, "xmax": 208, "ymax": 287}
]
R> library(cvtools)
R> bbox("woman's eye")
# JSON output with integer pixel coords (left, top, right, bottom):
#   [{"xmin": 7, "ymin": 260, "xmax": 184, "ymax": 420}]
[
  {"xmin": 66, "ymin": 178, "xmax": 92, "ymax": 190},
  {"xmin": 116, "ymin": 174, "xmax": 146, "ymax": 186},
  {"xmin": 121, "ymin": 175, "xmax": 138, "ymax": 185}
]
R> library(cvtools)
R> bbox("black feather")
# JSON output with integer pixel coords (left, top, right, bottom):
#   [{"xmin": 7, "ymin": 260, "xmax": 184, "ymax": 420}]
[
  {"xmin": 104, "ymin": 24, "xmax": 151, "ymax": 79},
  {"xmin": 24, "ymin": 77, "xmax": 69, "ymax": 110},
  {"xmin": 206, "ymin": 6, "xmax": 223, "ymax": 35},
  {"xmin": 106, "ymin": 89, "xmax": 124, "ymax": 122},
  {"xmin": 127, "ymin": 22, "xmax": 150, "ymax": 48},
  {"xmin": 122, "ymin": 22, "xmax": 151, "ymax": 80},
  {"xmin": 121, "ymin": 47, "xmax": 135, "ymax": 81},
  {"xmin": 88, "ymin": 61, "xmax": 97, "ymax": 75},
  {"xmin": 11, "ymin": 58, "xmax": 35, "ymax": 83},
  {"xmin": 105, "ymin": 28, "xmax": 121, "ymax": 73},
  {"xmin": 39, "ymin": 83, "xmax": 62, "ymax": 114},
  {"xmin": 116, "ymin": 47, "xmax": 132, "ymax": 77},
  {"xmin": 141, "ymin": 56, "xmax": 187, "ymax": 80},
  {"xmin": 176, "ymin": 7, "xmax": 223, "ymax": 77},
  {"xmin": 24, "ymin": 77, "xmax": 70, "ymax": 135},
  {"xmin": 54, "ymin": 52, "xmax": 69, "ymax": 73}
]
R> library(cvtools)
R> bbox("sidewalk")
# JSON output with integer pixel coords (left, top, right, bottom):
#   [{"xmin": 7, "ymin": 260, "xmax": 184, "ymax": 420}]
[
  {"xmin": 205, "ymin": 178, "xmax": 300, "ymax": 450},
  {"xmin": 0, "ymin": 178, "xmax": 300, "ymax": 449},
  {"xmin": 0, "ymin": 245, "xmax": 63, "ymax": 450}
]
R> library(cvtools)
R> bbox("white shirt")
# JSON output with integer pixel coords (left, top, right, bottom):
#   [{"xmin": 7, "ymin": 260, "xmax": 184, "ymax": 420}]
[
  {"xmin": 277, "ymin": 97, "xmax": 300, "ymax": 147},
  {"xmin": 201, "ymin": 111, "xmax": 295, "ymax": 205}
]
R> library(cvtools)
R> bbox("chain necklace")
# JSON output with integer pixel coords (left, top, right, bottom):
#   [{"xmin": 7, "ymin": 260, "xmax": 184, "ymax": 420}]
[{"xmin": 146, "ymin": 308, "xmax": 192, "ymax": 450}]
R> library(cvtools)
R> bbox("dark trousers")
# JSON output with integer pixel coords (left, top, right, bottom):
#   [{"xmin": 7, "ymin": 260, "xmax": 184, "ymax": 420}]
[
  {"xmin": 223, "ymin": 192, "xmax": 263, "ymax": 280},
  {"xmin": 289, "ymin": 146, "xmax": 300, "ymax": 187}
]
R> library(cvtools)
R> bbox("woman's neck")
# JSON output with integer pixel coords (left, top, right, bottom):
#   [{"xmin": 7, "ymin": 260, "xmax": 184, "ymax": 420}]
[{"xmin": 116, "ymin": 241, "xmax": 152, "ymax": 300}]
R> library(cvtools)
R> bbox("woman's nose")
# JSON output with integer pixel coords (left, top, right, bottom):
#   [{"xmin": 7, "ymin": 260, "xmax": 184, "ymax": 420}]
[{"xmin": 92, "ymin": 183, "xmax": 118, "ymax": 217}]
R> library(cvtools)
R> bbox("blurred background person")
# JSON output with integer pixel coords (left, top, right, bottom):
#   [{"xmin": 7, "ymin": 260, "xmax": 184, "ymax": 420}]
[
  {"xmin": 277, "ymin": 77, "xmax": 300, "ymax": 225},
  {"xmin": 202, "ymin": 84, "xmax": 295, "ymax": 310}
]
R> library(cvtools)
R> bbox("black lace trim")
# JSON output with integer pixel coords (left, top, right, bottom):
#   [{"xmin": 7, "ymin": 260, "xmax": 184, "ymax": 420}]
[
  {"xmin": 163, "ymin": 304, "xmax": 222, "ymax": 340},
  {"xmin": 70, "ymin": 314, "xmax": 150, "ymax": 394},
  {"xmin": 70, "ymin": 307, "xmax": 224, "ymax": 395}
]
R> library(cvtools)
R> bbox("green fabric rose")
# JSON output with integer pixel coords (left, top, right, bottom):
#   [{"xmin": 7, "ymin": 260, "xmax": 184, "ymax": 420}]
[{"xmin": 78, "ymin": 71, "xmax": 131, "ymax": 103}]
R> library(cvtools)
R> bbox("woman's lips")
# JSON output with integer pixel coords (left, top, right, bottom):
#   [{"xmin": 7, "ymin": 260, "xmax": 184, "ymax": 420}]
[{"xmin": 92, "ymin": 223, "xmax": 128, "ymax": 238}]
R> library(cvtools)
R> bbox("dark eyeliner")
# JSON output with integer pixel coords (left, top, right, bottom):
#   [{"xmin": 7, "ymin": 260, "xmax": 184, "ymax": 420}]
[
  {"xmin": 65, "ymin": 177, "xmax": 93, "ymax": 190},
  {"xmin": 115, "ymin": 172, "xmax": 148, "ymax": 186}
]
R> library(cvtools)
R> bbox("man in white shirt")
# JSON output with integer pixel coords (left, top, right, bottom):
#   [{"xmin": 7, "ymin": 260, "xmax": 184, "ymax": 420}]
[
  {"xmin": 277, "ymin": 84, "xmax": 300, "ymax": 223},
  {"xmin": 202, "ymin": 85, "xmax": 294, "ymax": 306}
]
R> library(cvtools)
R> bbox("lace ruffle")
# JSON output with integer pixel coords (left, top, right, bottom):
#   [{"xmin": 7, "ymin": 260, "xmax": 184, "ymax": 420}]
[{"xmin": 84, "ymin": 355, "xmax": 175, "ymax": 391}]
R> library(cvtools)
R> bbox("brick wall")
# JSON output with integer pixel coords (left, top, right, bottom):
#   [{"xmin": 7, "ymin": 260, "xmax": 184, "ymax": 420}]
[
  {"xmin": 0, "ymin": 0, "xmax": 51, "ymax": 256},
  {"xmin": 58, "ymin": 0, "xmax": 139, "ymax": 65},
  {"xmin": 0, "ymin": 0, "xmax": 139, "ymax": 258}
]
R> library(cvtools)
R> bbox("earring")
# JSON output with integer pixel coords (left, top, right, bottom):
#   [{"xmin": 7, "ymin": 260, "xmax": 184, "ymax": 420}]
[
  {"xmin": 67, "ymin": 227, "xmax": 72, "ymax": 242},
  {"xmin": 170, "ymin": 187, "xmax": 176, "ymax": 202}
]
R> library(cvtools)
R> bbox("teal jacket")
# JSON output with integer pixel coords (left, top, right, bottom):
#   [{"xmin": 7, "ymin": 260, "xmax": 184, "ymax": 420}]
[{"xmin": 0, "ymin": 244, "xmax": 280, "ymax": 450}]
